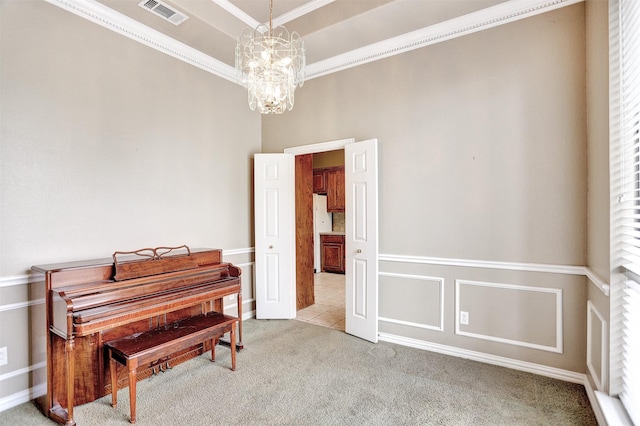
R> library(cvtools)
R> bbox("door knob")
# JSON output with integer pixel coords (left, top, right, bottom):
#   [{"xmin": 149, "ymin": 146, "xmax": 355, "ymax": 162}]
[
  {"xmin": 356, "ymin": 249, "xmax": 362, "ymax": 253},
  {"xmin": 269, "ymin": 245, "xmax": 274, "ymax": 249}
]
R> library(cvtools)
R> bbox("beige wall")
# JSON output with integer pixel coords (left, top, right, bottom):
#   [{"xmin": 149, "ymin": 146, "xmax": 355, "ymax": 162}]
[
  {"xmin": 0, "ymin": 0, "xmax": 613, "ymax": 412},
  {"xmin": 263, "ymin": 4, "xmax": 590, "ymax": 373},
  {"xmin": 264, "ymin": 4, "xmax": 587, "ymax": 266},
  {"xmin": 0, "ymin": 0, "xmax": 260, "ymax": 404}
]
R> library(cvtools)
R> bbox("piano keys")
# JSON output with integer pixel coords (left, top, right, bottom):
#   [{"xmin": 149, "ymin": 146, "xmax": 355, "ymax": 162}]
[{"xmin": 31, "ymin": 246, "xmax": 242, "ymax": 426}]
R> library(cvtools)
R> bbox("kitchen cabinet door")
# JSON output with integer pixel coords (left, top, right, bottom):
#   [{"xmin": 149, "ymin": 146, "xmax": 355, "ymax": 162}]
[
  {"xmin": 326, "ymin": 166, "xmax": 345, "ymax": 212},
  {"xmin": 313, "ymin": 169, "xmax": 327, "ymax": 194},
  {"xmin": 321, "ymin": 234, "xmax": 345, "ymax": 274}
]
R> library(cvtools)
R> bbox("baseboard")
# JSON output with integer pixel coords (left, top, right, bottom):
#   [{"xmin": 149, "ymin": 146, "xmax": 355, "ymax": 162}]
[
  {"xmin": 0, "ymin": 383, "xmax": 46, "ymax": 413},
  {"xmin": 378, "ymin": 332, "xmax": 586, "ymax": 384},
  {"xmin": 584, "ymin": 379, "xmax": 607, "ymax": 425}
]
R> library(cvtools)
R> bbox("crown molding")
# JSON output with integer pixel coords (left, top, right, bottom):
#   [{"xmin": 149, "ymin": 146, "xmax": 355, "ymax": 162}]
[
  {"xmin": 44, "ymin": 0, "xmax": 237, "ymax": 83},
  {"xmin": 305, "ymin": 0, "xmax": 584, "ymax": 79},
  {"xmin": 45, "ymin": 0, "xmax": 583, "ymax": 84}
]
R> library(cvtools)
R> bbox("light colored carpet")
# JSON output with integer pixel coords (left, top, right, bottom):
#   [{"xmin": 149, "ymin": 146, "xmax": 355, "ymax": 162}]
[{"xmin": 1, "ymin": 319, "xmax": 597, "ymax": 425}]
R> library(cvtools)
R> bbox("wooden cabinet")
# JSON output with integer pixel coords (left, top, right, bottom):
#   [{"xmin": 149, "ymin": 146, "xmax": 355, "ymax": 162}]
[
  {"xmin": 313, "ymin": 166, "xmax": 345, "ymax": 212},
  {"xmin": 313, "ymin": 169, "xmax": 327, "ymax": 194},
  {"xmin": 320, "ymin": 234, "xmax": 345, "ymax": 274},
  {"xmin": 325, "ymin": 167, "xmax": 345, "ymax": 212}
]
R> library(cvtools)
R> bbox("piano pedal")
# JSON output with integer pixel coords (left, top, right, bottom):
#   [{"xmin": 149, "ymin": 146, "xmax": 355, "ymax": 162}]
[{"xmin": 164, "ymin": 361, "xmax": 172, "ymax": 370}]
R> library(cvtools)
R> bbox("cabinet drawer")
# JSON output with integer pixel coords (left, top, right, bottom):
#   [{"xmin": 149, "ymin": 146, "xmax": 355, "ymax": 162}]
[{"xmin": 321, "ymin": 234, "xmax": 344, "ymax": 244}]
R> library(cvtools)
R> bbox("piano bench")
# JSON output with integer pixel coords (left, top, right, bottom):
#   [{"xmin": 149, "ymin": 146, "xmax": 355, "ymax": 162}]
[{"xmin": 104, "ymin": 312, "xmax": 237, "ymax": 424}]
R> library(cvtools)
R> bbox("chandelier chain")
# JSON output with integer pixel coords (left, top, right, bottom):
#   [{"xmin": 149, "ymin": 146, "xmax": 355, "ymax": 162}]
[{"xmin": 269, "ymin": 0, "xmax": 273, "ymax": 37}]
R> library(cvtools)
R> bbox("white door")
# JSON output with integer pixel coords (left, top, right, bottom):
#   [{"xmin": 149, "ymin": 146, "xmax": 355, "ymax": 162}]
[
  {"xmin": 345, "ymin": 139, "xmax": 379, "ymax": 342},
  {"xmin": 254, "ymin": 154, "xmax": 296, "ymax": 319}
]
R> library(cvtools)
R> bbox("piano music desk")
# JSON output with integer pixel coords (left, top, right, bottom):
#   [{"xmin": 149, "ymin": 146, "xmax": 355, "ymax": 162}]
[{"xmin": 105, "ymin": 312, "xmax": 237, "ymax": 424}]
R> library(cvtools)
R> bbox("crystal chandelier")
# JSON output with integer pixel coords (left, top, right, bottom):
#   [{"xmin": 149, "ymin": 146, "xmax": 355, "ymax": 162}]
[{"xmin": 235, "ymin": 0, "xmax": 305, "ymax": 114}]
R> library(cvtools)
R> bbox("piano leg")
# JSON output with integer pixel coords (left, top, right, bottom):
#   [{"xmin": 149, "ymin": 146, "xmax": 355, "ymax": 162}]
[{"xmin": 65, "ymin": 337, "xmax": 75, "ymax": 426}]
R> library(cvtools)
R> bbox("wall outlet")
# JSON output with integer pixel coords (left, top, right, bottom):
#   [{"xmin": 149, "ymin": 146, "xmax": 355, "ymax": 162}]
[
  {"xmin": 0, "ymin": 347, "xmax": 7, "ymax": 366},
  {"xmin": 460, "ymin": 311, "xmax": 469, "ymax": 325}
]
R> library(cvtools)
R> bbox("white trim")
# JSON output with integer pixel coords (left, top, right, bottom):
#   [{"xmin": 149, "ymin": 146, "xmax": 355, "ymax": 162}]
[
  {"xmin": 0, "ymin": 299, "xmax": 45, "ymax": 313},
  {"xmin": 2, "ymin": 253, "xmax": 610, "ymax": 294},
  {"xmin": 0, "ymin": 362, "xmax": 46, "ymax": 383},
  {"xmin": 222, "ymin": 247, "xmax": 255, "ymax": 257},
  {"xmin": 455, "ymin": 279, "xmax": 563, "ymax": 354},
  {"xmin": 209, "ymin": 0, "xmax": 260, "ymax": 29},
  {"xmin": 595, "ymin": 391, "xmax": 634, "ymax": 426},
  {"xmin": 305, "ymin": 0, "xmax": 584, "ymax": 80},
  {"xmin": 378, "ymin": 272, "xmax": 444, "ymax": 332},
  {"xmin": 44, "ymin": 0, "xmax": 583, "ymax": 85},
  {"xmin": 379, "ymin": 253, "xmax": 611, "ymax": 296},
  {"xmin": 585, "ymin": 377, "xmax": 608, "ymax": 426},
  {"xmin": 585, "ymin": 268, "xmax": 611, "ymax": 296},
  {"xmin": 283, "ymin": 138, "xmax": 355, "ymax": 155},
  {"xmin": 380, "ymin": 253, "xmax": 584, "ymax": 275},
  {"xmin": 210, "ymin": 0, "xmax": 336, "ymax": 29},
  {"xmin": 587, "ymin": 301, "xmax": 608, "ymax": 392},
  {"xmin": 272, "ymin": 0, "xmax": 335, "ymax": 28},
  {"xmin": 378, "ymin": 332, "xmax": 585, "ymax": 384},
  {"xmin": 0, "ymin": 275, "xmax": 30, "ymax": 288},
  {"xmin": 44, "ymin": 0, "xmax": 236, "ymax": 82},
  {"xmin": 0, "ymin": 383, "xmax": 46, "ymax": 413}
]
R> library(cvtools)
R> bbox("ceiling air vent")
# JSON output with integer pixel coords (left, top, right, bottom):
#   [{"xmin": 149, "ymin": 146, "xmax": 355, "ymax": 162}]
[{"xmin": 138, "ymin": 0, "xmax": 189, "ymax": 26}]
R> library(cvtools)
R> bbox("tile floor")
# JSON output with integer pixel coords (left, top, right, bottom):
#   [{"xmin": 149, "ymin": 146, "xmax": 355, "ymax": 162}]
[{"xmin": 296, "ymin": 272, "xmax": 345, "ymax": 331}]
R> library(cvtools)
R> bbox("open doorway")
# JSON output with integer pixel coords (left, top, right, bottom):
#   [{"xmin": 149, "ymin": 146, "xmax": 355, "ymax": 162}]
[
  {"xmin": 297, "ymin": 272, "xmax": 345, "ymax": 330},
  {"xmin": 255, "ymin": 138, "xmax": 378, "ymax": 341},
  {"xmin": 295, "ymin": 150, "xmax": 346, "ymax": 331}
]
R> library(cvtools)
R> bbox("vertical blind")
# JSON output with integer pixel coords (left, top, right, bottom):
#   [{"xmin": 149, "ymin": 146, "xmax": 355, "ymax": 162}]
[{"xmin": 614, "ymin": 0, "xmax": 640, "ymax": 423}]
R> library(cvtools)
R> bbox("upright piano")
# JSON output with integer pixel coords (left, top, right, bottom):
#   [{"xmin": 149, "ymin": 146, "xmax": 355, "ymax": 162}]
[{"xmin": 31, "ymin": 246, "xmax": 242, "ymax": 426}]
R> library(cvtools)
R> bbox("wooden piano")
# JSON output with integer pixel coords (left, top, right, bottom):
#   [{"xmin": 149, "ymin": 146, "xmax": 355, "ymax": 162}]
[{"xmin": 31, "ymin": 246, "xmax": 242, "ymax": 426}]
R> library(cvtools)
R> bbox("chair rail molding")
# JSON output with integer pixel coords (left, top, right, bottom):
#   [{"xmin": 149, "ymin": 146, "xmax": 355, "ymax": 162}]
[{"xmin": 379, "ymin": 253, "xmax": 610, "ymax": 296}]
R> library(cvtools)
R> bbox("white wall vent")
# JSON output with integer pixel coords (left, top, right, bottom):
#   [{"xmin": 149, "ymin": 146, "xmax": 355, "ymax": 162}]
[{"xmin": 138, "ymin": 0, "xmax": 189, "ymax": 26}]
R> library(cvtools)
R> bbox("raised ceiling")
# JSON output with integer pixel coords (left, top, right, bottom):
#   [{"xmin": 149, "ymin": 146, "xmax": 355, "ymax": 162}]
[{"xmin": 47, "ymin": 0, "xmax": 582, "ymax": 82}]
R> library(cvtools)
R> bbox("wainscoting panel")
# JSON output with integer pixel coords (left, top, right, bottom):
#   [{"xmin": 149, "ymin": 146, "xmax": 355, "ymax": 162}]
[
  {"xmin": 0, "ymin": 274, "xmax": 46, "ymax": 412},
  {"xmin": 587, "ymin": 300, "xmax": 607, "ymax": 392},
  {"xmin": 379, "ymin": 272, "xmax": 444, "ymax": 331},
  {"xmin": 455, "ymin": 279, "xmax": 563, "ymax": 353}
]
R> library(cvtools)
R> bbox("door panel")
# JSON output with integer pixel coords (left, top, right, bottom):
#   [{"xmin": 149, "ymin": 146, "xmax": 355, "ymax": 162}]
[
  {"xmin": 345, "ymin": 139, "xmax": 378, "ymax": 342},
  {"xmin": 254, "ymin": 154, "xmax": 296, "ymax": 319},
  {"xmin": 353, "ymin": 258, "xmax": 367, "ymax": 318}
]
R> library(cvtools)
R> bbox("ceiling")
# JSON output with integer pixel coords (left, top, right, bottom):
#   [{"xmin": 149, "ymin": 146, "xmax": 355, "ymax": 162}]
[{"xmin": 49, "ymin": 0, "xmax": 582, "ymax": 82}]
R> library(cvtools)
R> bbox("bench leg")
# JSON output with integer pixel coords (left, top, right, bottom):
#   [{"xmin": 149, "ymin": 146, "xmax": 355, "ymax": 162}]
[
  {"xmin": 210, "ymin": 338, "xmax": 216, "ymax": 362},
  {"xmin": 109, "ymin": 350, "xmax": 118, "ymax": 408},
  {"xmin": 128, "ymin": 368, "xmax": 137, "ymax": 424},
  {"xmin": 230, "ymin": 323, "xmax": 236, "ymax": 371}
]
